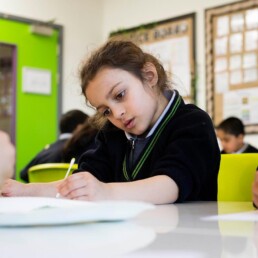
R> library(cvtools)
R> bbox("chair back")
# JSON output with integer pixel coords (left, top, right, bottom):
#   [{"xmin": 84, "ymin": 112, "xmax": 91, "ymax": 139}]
[
  {"xmin": 218, "ymin": 153, "xmax": 258, "ymax": 201},
  {"xmin": 28, "ymin": 163, "xmax": 78, "ymax": 183}
]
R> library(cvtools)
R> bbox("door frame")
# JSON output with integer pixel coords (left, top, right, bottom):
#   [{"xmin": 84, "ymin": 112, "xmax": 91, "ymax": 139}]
[
  {"xmin": 0, "ymin": 42, "xmax": 17, "ymax": 142},
  {"xmin": 0, "ymin": 12, "xmax": 63, "ymax": 139}
]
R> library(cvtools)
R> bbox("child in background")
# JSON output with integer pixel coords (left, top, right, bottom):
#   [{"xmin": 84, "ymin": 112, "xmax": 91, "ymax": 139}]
[
  {"xmin": 20, "ymin": 109, "xmax": 88, "ymax": 182},
  {"xmin": 62, "ymin": 118, "xmax": 98, "ymax": 163},
  {"xmin": 2, "ymin": 40, "xmax": 220, "ymax": 204},
  {"xmin": 216, "ymin": 117, "xmax": 258, "ymax": 154}
]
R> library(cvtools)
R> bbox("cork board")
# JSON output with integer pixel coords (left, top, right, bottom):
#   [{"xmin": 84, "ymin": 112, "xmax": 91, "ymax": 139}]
[
  {"xmin": 206, "ymin": 0, "xmax": 258, "ymax": 133},
  {"xmin": 110, "ymin": 13, "xmax": 196, "ymax": 103}
]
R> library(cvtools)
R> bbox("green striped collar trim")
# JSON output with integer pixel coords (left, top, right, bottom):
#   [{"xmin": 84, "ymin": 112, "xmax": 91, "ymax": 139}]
[{"xmin": 123, "ymin": 94, "xmax": 181, "ymax": 181}]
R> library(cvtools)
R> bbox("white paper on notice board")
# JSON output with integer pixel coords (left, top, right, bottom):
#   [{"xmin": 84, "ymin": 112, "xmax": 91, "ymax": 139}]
[{"xmin": 22, "ymin": 67, "xmax": 51, "ymax": 95}]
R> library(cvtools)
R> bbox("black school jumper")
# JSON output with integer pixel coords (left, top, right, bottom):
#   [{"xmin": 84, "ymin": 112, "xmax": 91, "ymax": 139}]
[{"xmin": 75, "ymin": 91, "xmax": 221, "ymax": 202}]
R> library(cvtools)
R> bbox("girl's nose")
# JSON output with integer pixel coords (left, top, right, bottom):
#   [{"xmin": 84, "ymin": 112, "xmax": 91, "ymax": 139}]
[{"xmin": 112, "ymin": 107, "xmax": 125, "ymax": 119}]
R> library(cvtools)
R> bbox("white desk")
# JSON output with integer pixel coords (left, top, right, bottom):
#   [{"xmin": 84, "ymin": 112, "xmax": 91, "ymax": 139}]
[{"xmin": 1, "ymin": 202, "xmax": 257, "ymax": 257}]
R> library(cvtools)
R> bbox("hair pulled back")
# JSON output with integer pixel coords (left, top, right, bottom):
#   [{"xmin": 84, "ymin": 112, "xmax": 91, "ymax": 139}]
[{"xmin": 80, "ymin": 40, "xmax": 169, "ymax": 97}]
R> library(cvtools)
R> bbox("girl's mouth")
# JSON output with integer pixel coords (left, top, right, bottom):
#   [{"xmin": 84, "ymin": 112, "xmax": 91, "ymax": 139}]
[{"xmin": 124, "ymin": 118, "xmax": 134, "ymax": 129}]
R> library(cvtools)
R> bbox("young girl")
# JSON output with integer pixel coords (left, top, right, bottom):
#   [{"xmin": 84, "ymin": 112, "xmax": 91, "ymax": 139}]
[{"xmin": 2, "ymin": 40, "xmax": 220, "ymax": 204}]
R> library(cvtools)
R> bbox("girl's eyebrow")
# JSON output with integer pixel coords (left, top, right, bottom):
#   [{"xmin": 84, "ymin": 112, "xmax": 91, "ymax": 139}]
[
  {"xmin": 95, "ymin": 82, "xmax": 121, "ymax": 110},
  {"xmin": 106, "ymin": 82, "xmax": 121, "ymax": 98}
]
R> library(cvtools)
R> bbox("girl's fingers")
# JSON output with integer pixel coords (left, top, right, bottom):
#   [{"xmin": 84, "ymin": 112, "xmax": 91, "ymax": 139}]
[
  {"xmin": 58, "ymin": 174, "xmax": 88, "ymax": 196},
  {"xmin": 66, "ymin": 185, "xmax": 89, "ymax": 199}
]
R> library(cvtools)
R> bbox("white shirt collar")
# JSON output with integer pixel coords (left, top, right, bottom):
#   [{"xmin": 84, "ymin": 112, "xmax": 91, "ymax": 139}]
[
  {"xmin": 234, "ymin": 143, "xmax": 248, "ymax": 154},
  {"xmin": 59, "ymin": 133, "xmax": 72, "ymax": 140}
]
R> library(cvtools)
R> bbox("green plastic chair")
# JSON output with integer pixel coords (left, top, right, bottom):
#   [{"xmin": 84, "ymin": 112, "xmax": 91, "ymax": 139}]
[
  {"xmin": 28, "ymin": 163, "xmax": 78, "ymax": 183},
  {"xmin": 218, "ymin": 153, "xmax": 258, "ymax": 202}
]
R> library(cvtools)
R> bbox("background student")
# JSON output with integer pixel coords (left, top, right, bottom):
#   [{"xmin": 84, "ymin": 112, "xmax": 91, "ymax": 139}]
[
  {"xmin": 2, "ymin": 40, "xmax": 220, "ymax": 204},
  {"xmin": 216, "ymin": 117, "xmax": 258, "ymax": 154},
  {"xmin": 20, "ymin": 109, "xmax": 88, "ymax": 182},
  {"xmin": 0, "ymin": 131, "xmax": 15, "ymax": 189},
  {"xmin": 62, "ymin": 118, "xmax": 98, "ymax": 163},
  {"xmin": 1, "ymin": 115, "xmax": 98, "ymax": 196}
]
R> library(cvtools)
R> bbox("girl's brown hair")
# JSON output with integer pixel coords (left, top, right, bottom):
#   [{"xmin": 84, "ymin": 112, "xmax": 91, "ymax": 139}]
[
  {"xmin": 80, "ymin": 40, "xmax": 170, "ymax": 95},
  {"xmin": 80, "ymin": 40, "xmax": 170, "ymax": 128}
]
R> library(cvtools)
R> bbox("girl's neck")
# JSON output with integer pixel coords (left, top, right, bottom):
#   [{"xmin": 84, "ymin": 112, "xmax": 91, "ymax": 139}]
[
  {"xmin": 140, "ymin": 93, "xmax": 169, "ymax": 138},
  {"xmin": 153, "ymin": 92, "xmax": 169, "ymax": 124}
]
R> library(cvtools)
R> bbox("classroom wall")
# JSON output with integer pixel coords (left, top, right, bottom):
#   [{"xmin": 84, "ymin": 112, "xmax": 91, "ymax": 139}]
[
  {"xmin": 0, "ymin": 0, "xmax": 103, "ymax": 115},
  {"xmin": 101, "ymin": 0, "xmax": 258, "ymax": 148},
  {"xmin": 0, "ymin": 0, "xmax": 257, "ymax": 148},
  {"xmin": 0, "ymin": 18, "xmax": 60, "ymax": 179}
]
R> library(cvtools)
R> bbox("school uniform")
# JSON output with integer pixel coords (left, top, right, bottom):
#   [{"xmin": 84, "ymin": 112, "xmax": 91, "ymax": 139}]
[
  {"xmin": 76, "ymin": 90, "xmax": 221, "ymax": 202},
  {"xmin": 221, "ymin": 143, "xmax": 258, "ymax": 154},
  {"xmin": 20, "ymin": 134, "xmax": 72, "ymax": 182},
  {"xmin": 62, "ymin": 135, "xmax": 97, "ymax": 163}
]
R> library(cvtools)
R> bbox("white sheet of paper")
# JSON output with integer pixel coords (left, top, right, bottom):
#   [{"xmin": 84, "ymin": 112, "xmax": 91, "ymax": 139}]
[
  {"xmin": 0, "ymin": 197, "xmax": 155, "ymax": 226},
  {"xmin": 231, "ymin": 13, "xmax": 244, "ymax": 32},
  {"xmin": 230, "ymin": 33, "xmax": 243, "ymax": 53},
  {"xmin": 245, "ymin": 31, "xmax": 258, "ymax": 51},
  {"xmin": 230, "ymin": 55, "xmax": 242, "ymax": 70},
  {"xmin": 202, "ymin": 210, "xmax": 258, "ymax": 221},
  {"xmin": 215, "ymin": 37, "xmax": 228, "ymax": 56},
  {"xmin": 243, "ymin": 53, "xmax": 257, "ymax": 69},
  {"xmin": 215, "ymin": 72, "xmax": 228, "ymax": 93},
  {"xmin": 217, "ymin": 16, "xmax": 229, "ymax": 36},
  {"xmin": 223, "ymin": 91, "xmax": 242, "ymax": 118},
  {"xmin": 215, "ymin": 57, "xmax": 228, "ymax": 72},
  {"xmin": 245, "ymin": 8, "xmax": 258, "ymax": 29},
  {"xmin": 230, "ymin": 70, "xmax": 242, "ymax": 85},
  {"xmin": 22, "ymin": 67, "xmax": 51, "ymax": 95},
  {"xmin": 223, "ymin": 88, "xmax": 258, "ymax": 124},
  {"xmin": 243, "ymin": 68, "xmax": 257, "ymax": 83}
]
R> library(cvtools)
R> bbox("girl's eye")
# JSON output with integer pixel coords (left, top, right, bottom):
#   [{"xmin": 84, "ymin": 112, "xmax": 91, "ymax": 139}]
[
  {"xmin": 103, "ymin": 108, "xmax": 111, "ymax": 117},
  {"xmin": 115, "ymin": 90, "xmax": 125, "ymax": 100}
]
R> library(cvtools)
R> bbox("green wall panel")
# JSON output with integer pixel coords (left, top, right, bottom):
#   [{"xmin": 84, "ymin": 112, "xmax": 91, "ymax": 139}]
[{"xmin": 0, "ymin": 18, "xmax": 59, "ymax": 181}]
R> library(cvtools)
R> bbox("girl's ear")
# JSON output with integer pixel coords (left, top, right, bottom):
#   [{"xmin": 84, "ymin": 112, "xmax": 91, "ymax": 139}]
[{"xmin": 142, "ymin": 62, "xmax": 158, "ymax": 87}]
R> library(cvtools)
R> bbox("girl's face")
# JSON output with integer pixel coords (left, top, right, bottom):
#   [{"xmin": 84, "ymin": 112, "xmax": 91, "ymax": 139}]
[
  {"xmin": 216, "ymin": 129, "xmax": 244, "ymax": 153},
  {"xmin": 85, "ymin": 67, "xmax": 168, "ymax": 136}
]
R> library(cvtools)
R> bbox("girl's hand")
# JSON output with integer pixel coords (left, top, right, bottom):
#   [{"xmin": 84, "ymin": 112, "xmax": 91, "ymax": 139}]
[
  {"xmin": 57, "ymin": 172, "xmax": 111, "ymax": 201},
  {"xmin": 1, "ymin": 179, "xmax": 26, "ymax": 197}
]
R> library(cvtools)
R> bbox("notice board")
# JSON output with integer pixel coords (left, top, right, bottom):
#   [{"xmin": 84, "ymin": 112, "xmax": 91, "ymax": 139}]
[
  {"xmin": 206, "ymin": 0, "xmax": 258, "ymax": 133},
  {"xmin": 110, "ymin": 13, "xmax": 196, "ymax": 104}
]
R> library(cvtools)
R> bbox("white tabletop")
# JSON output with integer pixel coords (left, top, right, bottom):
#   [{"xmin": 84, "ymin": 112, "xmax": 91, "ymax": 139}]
[{"xmin": 1, "ymin": 201, "xmax": 257, "ymax": 258}]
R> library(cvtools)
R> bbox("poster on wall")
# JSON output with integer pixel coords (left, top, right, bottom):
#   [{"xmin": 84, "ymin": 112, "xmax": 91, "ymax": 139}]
[
  {"xmin": 110, "ymin": 13, "xmax": 196, "ymax": 104},
  {"xmin": 22, "ymin": 67, "xmax": 52, "ymax": 95},
  {"xmin": 205, "ymin": 0, "xmax": 258, "ymax": 133}
]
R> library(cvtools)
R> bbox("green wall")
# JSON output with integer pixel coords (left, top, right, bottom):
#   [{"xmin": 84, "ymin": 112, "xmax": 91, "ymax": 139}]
[{"xmin": 0, "ymin": 18, "xmax": 60, "ymax": 180}]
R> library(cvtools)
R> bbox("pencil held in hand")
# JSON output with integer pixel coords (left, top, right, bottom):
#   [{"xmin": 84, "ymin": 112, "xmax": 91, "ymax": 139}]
[{"xmin": 56, "ymin": 158, "xmax": 76, "ymax": 198}]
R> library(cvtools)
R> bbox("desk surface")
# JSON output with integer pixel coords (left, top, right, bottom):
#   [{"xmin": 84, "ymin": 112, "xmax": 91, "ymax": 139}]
[{"xmin": 1, "ymin": 202, "xmax": 258, "ymax": 258}]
